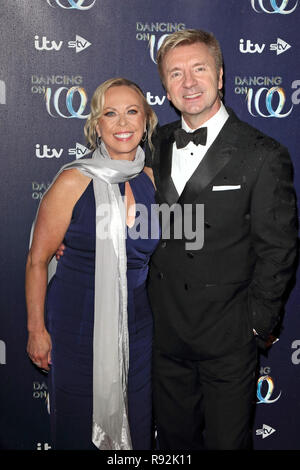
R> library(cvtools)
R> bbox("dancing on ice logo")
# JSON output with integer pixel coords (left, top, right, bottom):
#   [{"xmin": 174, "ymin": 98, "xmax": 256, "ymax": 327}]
[
  {"xmin": 135, "ymin": 22, "xmax": 186, "ymax": 63},
  {"xmin": 247, "ymin": 86, "xmax": 293, "ymax": 118},
  {"xmin": 44, "ymin": 86, "xmax": 89, "ymax": 119},
  {"xmin": 234, "ymin": 77, "xmax": 300, "ymax": 118},
  {"xmin": 251, "ymin": 0, "xmax": 298, "ymax": 14},
  {"xmin": 256, "ymin": 375, "xmax": 282, "ymax": 404},
  {"xmin": 47, "ymin": 0, "xmax": 96, "ymax": 9}
]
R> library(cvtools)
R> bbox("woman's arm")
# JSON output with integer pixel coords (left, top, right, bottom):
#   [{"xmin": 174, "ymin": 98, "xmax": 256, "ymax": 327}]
[{"xmin": 26, "ymin": 169, "xmax": 91, "ymax": 370}]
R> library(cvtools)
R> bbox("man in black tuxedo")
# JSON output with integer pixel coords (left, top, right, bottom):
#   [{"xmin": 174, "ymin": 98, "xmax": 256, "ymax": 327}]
[{"xmin": 146, "ymin": 29, "xmax": 298, "ymax": 450}]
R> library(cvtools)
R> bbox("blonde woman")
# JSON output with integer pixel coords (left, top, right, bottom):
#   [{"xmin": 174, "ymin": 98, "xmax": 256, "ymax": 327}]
[{"xmin": 26, "ymin": 78, "xmax": 159, "ymax": 450}]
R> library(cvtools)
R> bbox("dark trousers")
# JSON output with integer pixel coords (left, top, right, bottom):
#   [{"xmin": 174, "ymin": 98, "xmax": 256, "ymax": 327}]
[{"xmin": 153, "ymin": 339, "xmax": 257, "ymax": 450}]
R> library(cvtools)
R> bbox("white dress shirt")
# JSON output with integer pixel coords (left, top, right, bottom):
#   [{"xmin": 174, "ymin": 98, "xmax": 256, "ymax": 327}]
[{"xmin": 171, "ymin": 102, "xmax": 229, "ymax": 196}]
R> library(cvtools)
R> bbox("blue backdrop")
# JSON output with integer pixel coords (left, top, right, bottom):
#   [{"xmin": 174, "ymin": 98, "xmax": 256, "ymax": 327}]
[{"xmin": 0, "ymin": 0, "xmax": 299, "ymax": 451}]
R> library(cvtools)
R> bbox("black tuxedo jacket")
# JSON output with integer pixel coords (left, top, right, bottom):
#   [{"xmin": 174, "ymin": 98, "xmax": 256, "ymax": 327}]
[{"xmin": 146, "ymin": 107, "xmax": 298, "ymax": 359}]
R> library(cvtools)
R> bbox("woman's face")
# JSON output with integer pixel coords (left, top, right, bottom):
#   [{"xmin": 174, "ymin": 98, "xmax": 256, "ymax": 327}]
[{"xmin": 96, "ymin": 85, "xmax": 146, "ymax": 160}]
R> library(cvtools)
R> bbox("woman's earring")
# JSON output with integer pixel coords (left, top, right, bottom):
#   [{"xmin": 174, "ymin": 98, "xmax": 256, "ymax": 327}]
[{"xmin": 96, "ymin": 135, "xmax": 101, "ymax": 147}]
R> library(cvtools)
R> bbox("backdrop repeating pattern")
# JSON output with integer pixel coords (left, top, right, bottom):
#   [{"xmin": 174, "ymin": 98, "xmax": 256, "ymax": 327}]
[{"xmin": 0, "ymin": 0, "xmax": 299, "ymax": 450}]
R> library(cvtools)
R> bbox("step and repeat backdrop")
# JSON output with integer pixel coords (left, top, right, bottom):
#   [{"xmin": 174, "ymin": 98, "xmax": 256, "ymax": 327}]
[{"xmin": 0, "ymin": 0, "xmax": 300, "ymax": 451}]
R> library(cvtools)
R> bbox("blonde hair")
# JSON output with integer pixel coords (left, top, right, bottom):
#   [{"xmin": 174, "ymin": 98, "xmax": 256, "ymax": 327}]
[
  {"xmin": 84, "ymin": 77, "xmax": 158, "ymax": 150},
  {"xmin": 157, "ymin": 29, "xmax": 223, "ymax": 95}
]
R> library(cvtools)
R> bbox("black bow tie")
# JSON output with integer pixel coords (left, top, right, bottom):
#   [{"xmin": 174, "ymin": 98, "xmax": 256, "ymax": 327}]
[{"xmin": 174, "ymin": 127, "xmax": 207, "ymax": 149}]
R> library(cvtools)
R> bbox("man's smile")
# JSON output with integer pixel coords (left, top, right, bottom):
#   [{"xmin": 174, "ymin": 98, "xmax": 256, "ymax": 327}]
[{"xmin": 183, "ymin": 91, "xmax": 203, "ymax": 100}]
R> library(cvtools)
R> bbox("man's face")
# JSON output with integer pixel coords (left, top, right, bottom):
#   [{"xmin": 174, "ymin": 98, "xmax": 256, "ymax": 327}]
[{"xmin": 162, "ymin": 42, "xmax": 223, "ymax": 128}]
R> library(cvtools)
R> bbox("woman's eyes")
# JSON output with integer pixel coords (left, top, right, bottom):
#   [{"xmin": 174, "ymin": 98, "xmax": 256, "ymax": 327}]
[{"xmin": 104, "ymin": 109, "xmax": 138, "ymax": 117}]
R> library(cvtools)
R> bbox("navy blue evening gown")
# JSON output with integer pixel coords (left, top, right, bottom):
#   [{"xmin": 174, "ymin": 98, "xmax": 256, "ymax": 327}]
[{"xmin": 46, "ymin": 171, "xmax": 160, "ymax": 450}]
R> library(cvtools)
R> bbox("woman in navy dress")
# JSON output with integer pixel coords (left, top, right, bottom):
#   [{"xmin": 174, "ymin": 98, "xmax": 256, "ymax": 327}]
[{"xmin": 25, "ymin": 78, "xmax": 159, "ymax": 450}]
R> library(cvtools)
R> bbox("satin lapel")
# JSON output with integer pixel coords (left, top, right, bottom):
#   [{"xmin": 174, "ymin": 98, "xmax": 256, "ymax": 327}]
[
  {"xmin": 178, "ymin": 114, "xmax": 239, "ymax": 205},
  {"xmin": 157, "ymin": 123, "xmax": 180, "ymax": 206}
]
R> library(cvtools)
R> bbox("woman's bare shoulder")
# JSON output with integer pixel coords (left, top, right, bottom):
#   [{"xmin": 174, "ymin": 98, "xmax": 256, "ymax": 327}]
[
  {"xmin": 42, "ymin": 168, "xmax": 92, "ymax": 207},
  {"xmin": 50, "ymin": 168, "xmax": 91, "ymax": 195},
  {"xmin": 55, "ymin": 168, "xmax": 91, "ymax": 188},
  {"xmin": 143, "ymin": 166, "xmax": 156, "ymax": 188}
]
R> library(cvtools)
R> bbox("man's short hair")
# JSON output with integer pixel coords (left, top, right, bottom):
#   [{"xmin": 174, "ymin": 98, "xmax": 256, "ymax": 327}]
[{"xmin": 157, "ymin": 29, "xmax": 223, "ymax": 88}]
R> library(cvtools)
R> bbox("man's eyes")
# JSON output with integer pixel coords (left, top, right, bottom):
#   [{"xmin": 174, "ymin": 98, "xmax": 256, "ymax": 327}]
[
  {"xmin": 169, "ymin": 66, "xmax": 206, "ymax": 79},
  {"xmin": 170, "ymin": 71, "xmax": 182, "ymax": 79},
  {"xmin": 195, "ymin": 66, "xmax": 206, "ymax": 72}
]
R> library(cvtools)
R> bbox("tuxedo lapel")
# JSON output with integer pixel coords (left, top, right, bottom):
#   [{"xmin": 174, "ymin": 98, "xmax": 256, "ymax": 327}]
[
  {"xmin": 155, "ymin": 109, "xmax": 241, "ymax": 206},
  {"xmin": 156, "ymin": 121, "xmax": 180, "ymax": 206},
  {"xmin": 178, "ymin": 112, "xmax": 240, "ymax": 205}
]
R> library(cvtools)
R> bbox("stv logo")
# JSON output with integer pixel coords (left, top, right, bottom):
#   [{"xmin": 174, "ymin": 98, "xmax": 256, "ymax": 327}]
[{"xmin": 256, "ymin": 424, "xmax": 276, "ymax": 439}]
